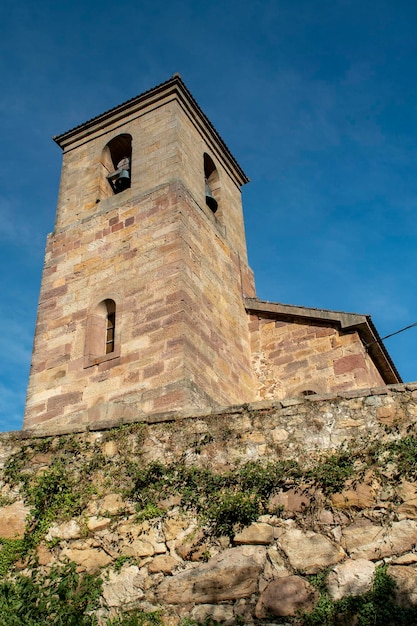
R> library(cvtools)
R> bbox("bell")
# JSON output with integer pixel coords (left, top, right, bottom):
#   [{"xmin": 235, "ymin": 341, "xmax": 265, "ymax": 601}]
[
  {"xmin": 205, "ymin": 181, "xmax": 218, "ymax": 213},
  {"xmin": 114, "ymin": 169, "xmax": 130, "ymax": 193}
]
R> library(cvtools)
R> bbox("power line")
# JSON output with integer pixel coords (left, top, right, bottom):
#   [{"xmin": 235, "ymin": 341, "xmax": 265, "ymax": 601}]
[
  {"xmin": 365, "ymin": 321, "xmax": 417, "ymax": 350},
  {"xmin": 381, "ymin": 322, "xmax": 417, "ymax": 342}
]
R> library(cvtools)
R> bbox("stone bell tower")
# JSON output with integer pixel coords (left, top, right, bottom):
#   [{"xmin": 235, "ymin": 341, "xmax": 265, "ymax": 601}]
[{"xmin": 24, "ymin": 75, "xmax": 257, "ymax": 432}]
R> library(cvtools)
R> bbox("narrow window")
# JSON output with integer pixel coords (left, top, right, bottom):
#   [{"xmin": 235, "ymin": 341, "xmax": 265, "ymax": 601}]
[
  {"xmin": 204, "ymin": 153, "xmax": 219, "ymax": 213},
  {"xmin": 106, "ymin": 309, "xmax": 116, "ymax": 354}
]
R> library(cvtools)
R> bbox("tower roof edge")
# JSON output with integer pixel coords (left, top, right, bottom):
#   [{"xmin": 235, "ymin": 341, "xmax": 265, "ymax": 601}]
[{"xmin": 53, "ymin": 75, "xmax": 249, "ymax": 185}]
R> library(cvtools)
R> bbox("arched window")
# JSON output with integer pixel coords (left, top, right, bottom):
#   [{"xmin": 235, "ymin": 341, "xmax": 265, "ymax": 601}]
[
  {"xmin": 100, "ymin": 134, "xmax": 132, "ymax": 198},
  {"xmin": 84, "ymin": 298, "xmax": 120, "ymax": 367},
  {"xmin": 204, "ymin": 153, "xmax": 219, "ymax": 213}
]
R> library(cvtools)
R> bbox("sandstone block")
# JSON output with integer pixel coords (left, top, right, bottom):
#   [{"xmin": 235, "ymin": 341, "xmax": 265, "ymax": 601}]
[
  {"xmin": 100, "ymin": 493, "xmax": 125, "ymax": 515},
  {"xmin": 36, "ymin": 544, "xmax": 55, "ymax": 566},
  {"xmin": 327, "ymin": 559, "xmax": 375, "ymax": 601},
  {"xmin": 162, "ymin": 517, "xmax": 190, "ymax": 541},
  {"xmin": 121, "ymin": 539, "xmax": 154, "ymax": 558},
  {"xmin": 87, "ymin": 516, "xmax": 112, "ymax": 532},
  {"xmin": 102, "ymin": 565, "xmax": 144, "ymax": 607},
  {"xmin": 191, "ymin": 604, "xmax": 235, "ymax": 625},
  {"xmin": 331, "ymin": 483, "xmax": 376, "ymax": 509},
  {"xmin": 255, "ymin": 575, "xmax": 319, "ymax": 618},
  {"xmin": 61, "ymin": 547, "xmax": 112, "ymax": 572},
  {"xmin": 0, "ymin": 501, "xmax": 30, "ymax": 539},
  {"xmin": 342, "ymin": 519, "xmax": 417, "ymax": 560},
  {"xmin": 156, "ymin": 545, "xmax": 266, "ymax": 604},
  {"xmin": 397, "ymin": 480, "xmax": 417, "ymax": 501},
  {"xmin": 269, "ymin": 487, "xmax": 313, "ymax": 514},
  {"xmin": 376, "ymin": 405, "xmax": 406, "ymax": 426},
  {"xmin": 233, "ymin": 522, "xmax": 274, "ymax": 545},
  {"xmin": 392, "ymin": 553, "xmax": 417, "ymax": 567},
  {"xmin": 148, "ymin": 555, "xmax": 179, "ymax": 574},
  {"xmin": 388, "ymin": 565, "xmax": 417, "ymax": 606},
  {"xmin": 398, "ymin": 498, "xmax": 417, "ymax": 519},
  {"xmin": 102, "ymin": 441, "xmax": 119, "ymax": 457},
  {"xmin": 278, "ymin": 528, "xmax": 345, "ymax": 573},
  {"xmin": 46, "ymin": 519, "xmax": 82, "ymax": 541},
  {"xmin": 175, "ymin": 528, "xmax": 205, "ymax": 559}
]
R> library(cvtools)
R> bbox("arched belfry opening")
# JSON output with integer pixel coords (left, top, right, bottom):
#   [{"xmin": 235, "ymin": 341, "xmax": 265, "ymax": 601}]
[
  {"xmin": 204, "ymin": 153, "xmax": 219, "ymax": 213},
  {"xmin": 100, "ymin": 134, "xmax": 132, "ymax": 198}
]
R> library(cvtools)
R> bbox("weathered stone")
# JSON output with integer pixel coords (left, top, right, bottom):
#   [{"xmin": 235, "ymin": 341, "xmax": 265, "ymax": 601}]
[
  {"xmin": 162, "ymin": 517, "xmax": 190, "ymax": 542},
  {"xmin": 102, "ymin": 565, "xmax": 144, "ymax": 607},
  {"xmin": 397, "ymin": 498, "xmax": 417, "ymax": 519},
  {"xmin": 397, "ymin": 480, "xmax": 417, "ymax": 501},
  {"xmin": 0, "ymin": 501, "xmax": 30, "ymax": 539},
  {"xmin": 102, "ymin": 441, "xmax": 118, "ymax": 457},
  {"xmin": 146, "ymin": 528, "xmax": 167, "ymax": 555},
  {"xmin": 233, "ymin": 522, "xmax": 274, "ymax": 545},
  {"xmin": 157, "ymin": 495, "xmax": 182, "ymax": 510},
  {"xmin": 156, "ymin": 546, "xmax": 266, "ymax": 603},
  {"xmin": 318, "ymin": 509, "xmax": 335, "ymax": 525},
  {"xmin": 190, "ymin": 604, "xmax": 235, "ymax": 625},
  {"xmin": 46, "ymin": 519, "xmax": 82, "ymax": 541},
  {"xmin": 392, "ymin": 553, "xmax": 417, "ymax": 565},
  {"xmin": 278, "ymin": 528, "xmax": 345, "ymax": 573},
  {"xmin": 100, "ymin": 493, "xmax": 125, "ymax": 515},
  {"xmin": 376, "ymin": 405, "xmax": 406, "ymax": 426},
  {"xmin": 388, "ymin": 565, "xmax": 417, "ymax": 606},
  {"xmin": 327, "ymin": 559, "xmax": 375, "ymax": 600},
  {"xmin": 117, "ymin": 520, "xmax": 140, "ymax": 539},
  {"xmin": 148, "ymin": 555, "xmax": 179, "ymax": 574},
  {"xmin": 121, "ymin": 539, "xmax": 155, "ymax": 558},
  {"xmin": 342, "ymin": 519, "xmax": 417, "ymax": 560},
  {"xmin": 255, "ymin": 576, "xmax": 319, "ymax": 618},
  {"xmin": 331, "ymin": 483, "xmax": 375, "ymax": 509},
  {"xmin": 61, "ymin": 548, "xmax": 112, "ymax": 572},
  {"xmin": 87, "ymin": 516, "xmax": 112, "ymax": 532},
  {"xmin": 269, "ymin": 487, "xmax": 313, "ymax": 514},
  {"xmin": 267, "ymin": 546, "xmax": 291, "ymax": 577},
  {"xmin": 175, "ymin": 528, "xmax": 205, "ymax": 559},
  {"xmin": 30, "ymin": 453, "xmax": 52, "ymax": 465},
  {"xmin": 36, "ymin": 543, "xmax": 55, "ymax": 566}
]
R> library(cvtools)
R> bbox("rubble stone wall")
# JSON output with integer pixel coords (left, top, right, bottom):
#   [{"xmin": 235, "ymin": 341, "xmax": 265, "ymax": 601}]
[{"xmin": 2, "ymin": 384, "xmax": 417, "ymax": 623}]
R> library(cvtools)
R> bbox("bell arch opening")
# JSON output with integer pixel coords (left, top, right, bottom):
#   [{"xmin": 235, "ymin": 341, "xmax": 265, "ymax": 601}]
[
  {"xmin": 204, "ymin": 153, "xmax": 220, "ymax": 213},
  {"xmin": 99, "ymin": 134, "xmax": 132, "ymax": 199}
]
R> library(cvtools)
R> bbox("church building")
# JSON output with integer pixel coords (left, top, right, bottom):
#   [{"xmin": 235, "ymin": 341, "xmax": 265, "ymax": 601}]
[{"xmin": 23, "ymin": 75, "xmax": 401, "ymax": 433}]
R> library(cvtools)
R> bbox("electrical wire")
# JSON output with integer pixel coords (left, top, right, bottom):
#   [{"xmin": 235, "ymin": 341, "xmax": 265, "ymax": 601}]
[
  {"xmin": 381, "ymin": 322, "xmax": 417, "ymax": 341},
  {"xmin": 365, "ymin": 321, "xmax": 417, "ymax": 350}
]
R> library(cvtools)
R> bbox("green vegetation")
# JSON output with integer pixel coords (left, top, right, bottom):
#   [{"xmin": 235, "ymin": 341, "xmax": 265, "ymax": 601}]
[
  {"xmin": 2, "ymin": 422, "xmax": 417, "ymax": 622},
  {"xmin": 4, "ymin": 424, "xmax": 417, "ymax": 548},
  {"xmin": 300, "ymin": 565, "xmax": 417, "ymax": 626},
  {"xmin": 0, "ymin": 561, "xmax": 102, "ymax": 625},
  {"xmin": 0, "ymin": 538, "xmax": 25, "ymax": 576},
  {"xmin": 0, "ymin": 558, "xmax": 163, "ymax": 626}
]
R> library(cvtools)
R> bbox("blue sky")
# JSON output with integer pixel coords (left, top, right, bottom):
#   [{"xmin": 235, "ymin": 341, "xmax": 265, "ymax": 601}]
[{"xmin": 1, "ymin": 0, "xmax": 417, "ymax": 431}]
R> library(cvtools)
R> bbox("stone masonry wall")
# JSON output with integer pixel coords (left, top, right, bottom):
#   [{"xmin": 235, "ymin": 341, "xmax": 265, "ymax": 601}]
[
  {"xmin": 249, "ymin": 316, "xmax": 385, "ymax": 402},
  {"xmin": 25, "ymin": 90, "xmax": 257, "ymax": 433},
  {"xmin": 3, "ymin": 384, "xmax": 417, "ymax": 623}
]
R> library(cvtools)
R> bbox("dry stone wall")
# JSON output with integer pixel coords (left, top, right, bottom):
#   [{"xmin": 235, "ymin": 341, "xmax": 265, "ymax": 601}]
[{"xmin": 2, "ymin": 383, "xmax": 417, "ymax": 624}]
